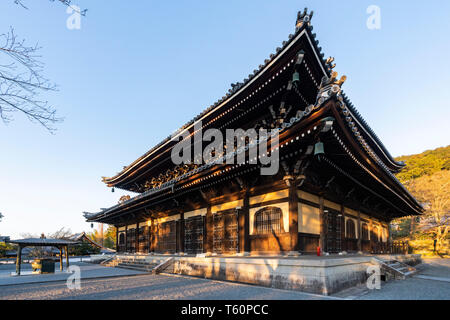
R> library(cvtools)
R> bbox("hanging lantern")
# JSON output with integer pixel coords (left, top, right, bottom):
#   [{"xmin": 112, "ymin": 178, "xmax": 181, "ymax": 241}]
[
  {"xmin": 112, "ymin": 187, "xmax": 115, "ymax": 193},
  {"xmin": 314, "ymin": 142, "xmax": 324, "ymax": 156},
  {"xmin": 292, "ymin": 71, "xmax": 300, "ymax": 84}
]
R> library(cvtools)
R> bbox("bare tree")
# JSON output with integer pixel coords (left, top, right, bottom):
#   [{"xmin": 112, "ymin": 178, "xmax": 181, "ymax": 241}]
[
  {"xmin": 0, "ymin": 27, "xmax": 61, "ymax": 132},
  {"xmin": 14, "ymin": 0, "xmax": 87, "ymax": 16},
  {"xmin": 0, "ymin": 1, "xmax": 87, "ymax": 132},
  {"xmin": 0, "ymin": 212, "xmax": 3, "ymax": 223},
  {"xmin": 407, "ymin": 170, "xmax": 450, "ymax": 252},
  {"xmin": 49, "ymin": 227, "xmax": 72, "ymax": 239}
]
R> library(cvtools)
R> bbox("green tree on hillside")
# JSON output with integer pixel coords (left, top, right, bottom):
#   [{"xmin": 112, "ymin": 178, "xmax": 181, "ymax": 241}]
[
  {"xmin": 87, "ymin": 226, "xmax": 116, "ymax": 250},
  {"xmin": 396, "ymin": 146, "xmax": 450, "ymax": 183}
]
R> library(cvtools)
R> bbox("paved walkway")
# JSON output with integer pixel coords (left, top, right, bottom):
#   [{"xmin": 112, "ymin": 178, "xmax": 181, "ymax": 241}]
[
  {"xmin": 335, "ymin": 258, "xmax": 450, "ymax": 300},
  {"xmin": 0, "ymin": 262, "xmax": 146, "ymax": 287}
]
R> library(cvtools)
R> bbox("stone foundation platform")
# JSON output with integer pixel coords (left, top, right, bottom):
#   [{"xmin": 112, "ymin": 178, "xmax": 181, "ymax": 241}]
[{"xmin": 114, "ymin": 253, "xmax": 422, "ymax": 295}]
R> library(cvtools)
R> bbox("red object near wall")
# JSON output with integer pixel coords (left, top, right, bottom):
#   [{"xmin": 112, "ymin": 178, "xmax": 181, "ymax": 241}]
[{"xmin": 317, "ymin": 246, "xmax": 321, "ymax": 256}]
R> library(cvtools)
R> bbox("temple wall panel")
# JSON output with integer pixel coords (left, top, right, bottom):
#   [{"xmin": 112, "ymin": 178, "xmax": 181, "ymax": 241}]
[
  {"xmin": 184, "ymin": 208, "xmax": 207, "ymax": 219},
  {"xmin": 298, "ymin": 203, "xmax": 320, "ymax": 235},
  {"xmin": 249, "ymin": 233, "xmax": 291, "ymax": 252},
  {"xmin": 324, "ymin": 200, "xmax": 341, "ymax": 211},
  {"xmin": 249, "ymin": 189, "xmax": 288, "ymax": 205},
  {"xmin": 297, "ymin": 190, "xmax": 320, "ymax": 205},
  {"xmin": 155, "ymin": 215, "xmax": 180, "ymax": 224},
  {"xmin": 211, "ymin": 200, "xmax": 243, "ymax": 213},
  {"xmin": 344, "ymin": 207, "xmax": 358, "ymax": 218}
]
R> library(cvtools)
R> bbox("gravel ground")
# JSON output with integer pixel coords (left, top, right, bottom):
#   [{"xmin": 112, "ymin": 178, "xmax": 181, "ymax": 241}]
[
  {"xmin": 0, "ymin": 273, "xmax": 337, "ymax": 300},
  {"xmin": 1, "ymin": 258, "xmax": 448, "ymax": 300}
]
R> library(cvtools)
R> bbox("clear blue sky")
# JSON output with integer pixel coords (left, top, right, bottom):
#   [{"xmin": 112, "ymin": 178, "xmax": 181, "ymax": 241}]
[{"xmin": 1, "ymin": 1, "xmax": 449, "ymax": 239}]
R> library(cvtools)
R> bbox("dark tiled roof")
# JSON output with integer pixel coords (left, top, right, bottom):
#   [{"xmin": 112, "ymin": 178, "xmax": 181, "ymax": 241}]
[{"xmin": 7, "ymin": 238, "xmax": 79, "ymax": 246}]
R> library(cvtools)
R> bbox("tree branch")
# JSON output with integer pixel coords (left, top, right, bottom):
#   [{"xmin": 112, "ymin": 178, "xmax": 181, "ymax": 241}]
[{"xmin": 0, "ymin": 27, "xmax": 62, "ymax": 132}]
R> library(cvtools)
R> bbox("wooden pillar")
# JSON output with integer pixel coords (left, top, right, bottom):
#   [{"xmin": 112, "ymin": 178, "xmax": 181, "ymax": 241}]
[
  {"xmin": 387, "ymin": 223, "xmax": 392, "ymax": 251},
  {"xmin": 15, "ymin": 245, "xmax": 22, "ymax": 275},
  {"xmin": 136, "ymin": 222, "xmax": 139, "ymax": 253},
  {"xmin": 99, "ymin": 223, "xmax": 104, "ymax": 247},
  {"xmin": 65, "ymin": 245, "xmax": 70, "ymax": 270},
  {"xmin": 115, "ymin": 226, "xmax": 119, "ymax": 251},
  {"xmin": 150, "ymin": 218, "xmax": 155, "ymax": 252},
  {"xmin": 319, "ymin": 196, "xmax": 325, "ymax": 253},
  {"xmin": 147, "ymin": 222, "xmax": 151, "ymax": 253},
  {"xmin": 124, "ymin": 225, "xmax": 128, "ymax": 252},
  {"xmin": 205, "ymin": 205, "xmax": 213, "ymax": 254},
  {"xmin": 59, "ymin": 247, "xmax": 63, "ymax": 271},
  {"xmin": 341, "ymin": 204, "xmax": 346, "ymax": 252},
  {"xmin": 357, "ymin": 210, "xmax": 362, "ymax": 252},
  {"xmin": 179, "ymin": 212, "xmax": 185, "ymax": 254},
  {"xmin": 289, "ymin": 183, "xmax": 299, "ymax": 252},
  {"xmin": 239, "ymin": 191, "xmax": 250, "ymax": 253}
]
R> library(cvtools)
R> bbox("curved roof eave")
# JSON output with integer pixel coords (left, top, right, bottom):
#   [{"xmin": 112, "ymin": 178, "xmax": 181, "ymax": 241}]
[{"xmin": 102, "ymin": 11, "xmax": 407, "ymax": 190}]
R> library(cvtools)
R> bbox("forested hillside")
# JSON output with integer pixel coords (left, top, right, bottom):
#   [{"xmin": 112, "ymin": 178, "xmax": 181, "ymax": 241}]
[
  {"xmin": 393, "ymin": 145, "xmax": 449, "ymax": 256},
  {"xmin": 395, "ymin": 146, "xmax": 450, "ymax": 183}
]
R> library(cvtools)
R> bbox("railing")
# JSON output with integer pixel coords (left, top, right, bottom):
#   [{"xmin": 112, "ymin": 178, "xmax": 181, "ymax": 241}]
[
  {"xmin": 371, "ymin": 240, "xmax": 409, "ymax": 254},
  {"xmin": 390, "ymin": 240, "xmax": 409, "ymax": 254}
]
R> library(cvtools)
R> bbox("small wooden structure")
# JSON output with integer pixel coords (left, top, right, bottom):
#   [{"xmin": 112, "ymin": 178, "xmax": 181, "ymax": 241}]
[{"xmin": 7, "ymin": 238, "xmax": 79, "ymax": 275}]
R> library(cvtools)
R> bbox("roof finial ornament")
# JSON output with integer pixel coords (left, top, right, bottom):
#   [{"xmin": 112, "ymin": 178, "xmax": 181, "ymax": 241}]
[
  {"xmin": 326, "ymin": 57, "xmax": 336, "ymax": 71},
  {"xmin": 296, "ymin": 8, "xmax": 314, "ymax": 31},
  {"xmin": 315, "ymin": 71, "xmax": 347, "ymax": 107}
]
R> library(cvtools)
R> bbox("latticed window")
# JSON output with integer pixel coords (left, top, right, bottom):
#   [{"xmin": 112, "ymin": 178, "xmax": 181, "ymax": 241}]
[
  {"xmin": 362, "ymin": 223, "xmax": 369, "ymax": 240},
  {"xmin": 119, "ymin": 233, "xmax": 125, "ymax": 245},
  {"xmin": 346, "ymin": 219, "xmax": 356, "ymax": 239},
  {"xmin": 371, "ymin": 227, "xmax": 380, "ymax": 242},
  {"xmin": 254, "ymin": 207, "xmax": 283, "ymax": 235}
]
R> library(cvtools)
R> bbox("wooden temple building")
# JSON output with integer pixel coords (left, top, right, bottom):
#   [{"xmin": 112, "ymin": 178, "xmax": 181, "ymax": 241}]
[{"xmin": 84, "ymin": 9, "xmax": 423, "ymax": 256}]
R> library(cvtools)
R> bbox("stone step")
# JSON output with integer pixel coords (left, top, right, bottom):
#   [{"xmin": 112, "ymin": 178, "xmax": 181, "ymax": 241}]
[
  {"xmin": 403, "ymin": 270, "xmax": 416, "ymax": 277},
  {"xmin": 116, "ymin": 265, "xmax": 152, "ymax": 272},
  {"xmin": 116, "ymin": 263, "xmax": 157, "ymax": 272},
  {"xmin": 387, "ymin": 262, "xmax": 402, "ymax": 268},
  {"xmin": 117, "ymin": 262, "xmax": 158, "ymax": 269}
]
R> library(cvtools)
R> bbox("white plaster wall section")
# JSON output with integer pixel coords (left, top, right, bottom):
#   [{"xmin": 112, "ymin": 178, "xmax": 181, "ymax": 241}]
[{"xmin": 298, "ymin": 203, "xmax": 320, "ymax": 234}]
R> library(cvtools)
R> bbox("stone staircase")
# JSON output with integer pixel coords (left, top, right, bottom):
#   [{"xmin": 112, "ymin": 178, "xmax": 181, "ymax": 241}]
[
  {"xmin": 372, "ymin": 257, "xmax": 418, "ymax": 280},
  {"xmin": 102, "ymin": 255, "xmax": 174, "ymax": 274}
]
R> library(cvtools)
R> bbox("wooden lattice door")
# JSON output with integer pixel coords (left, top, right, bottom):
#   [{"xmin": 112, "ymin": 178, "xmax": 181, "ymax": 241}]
[
  {"xmin": 184, "ymin": 216, "xmax": 204, "ymax": 254},
  {"xmin": 326, "ymin": 209, "xmax": 342, "ymax": 253},
  {"xmin": 138, "ymin": 226, "xmax": 149, "ymax": 253},
  {"xmin": 213, "ymin": 209, "xmax": 238, "ymax": 254},
  {"xmin": 155, "ymin": 221, "xmax": 177, "ymax": 254},
  {"xmin": 126, "ymin": 228, "xmax": 136, "ymax": 253}
]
